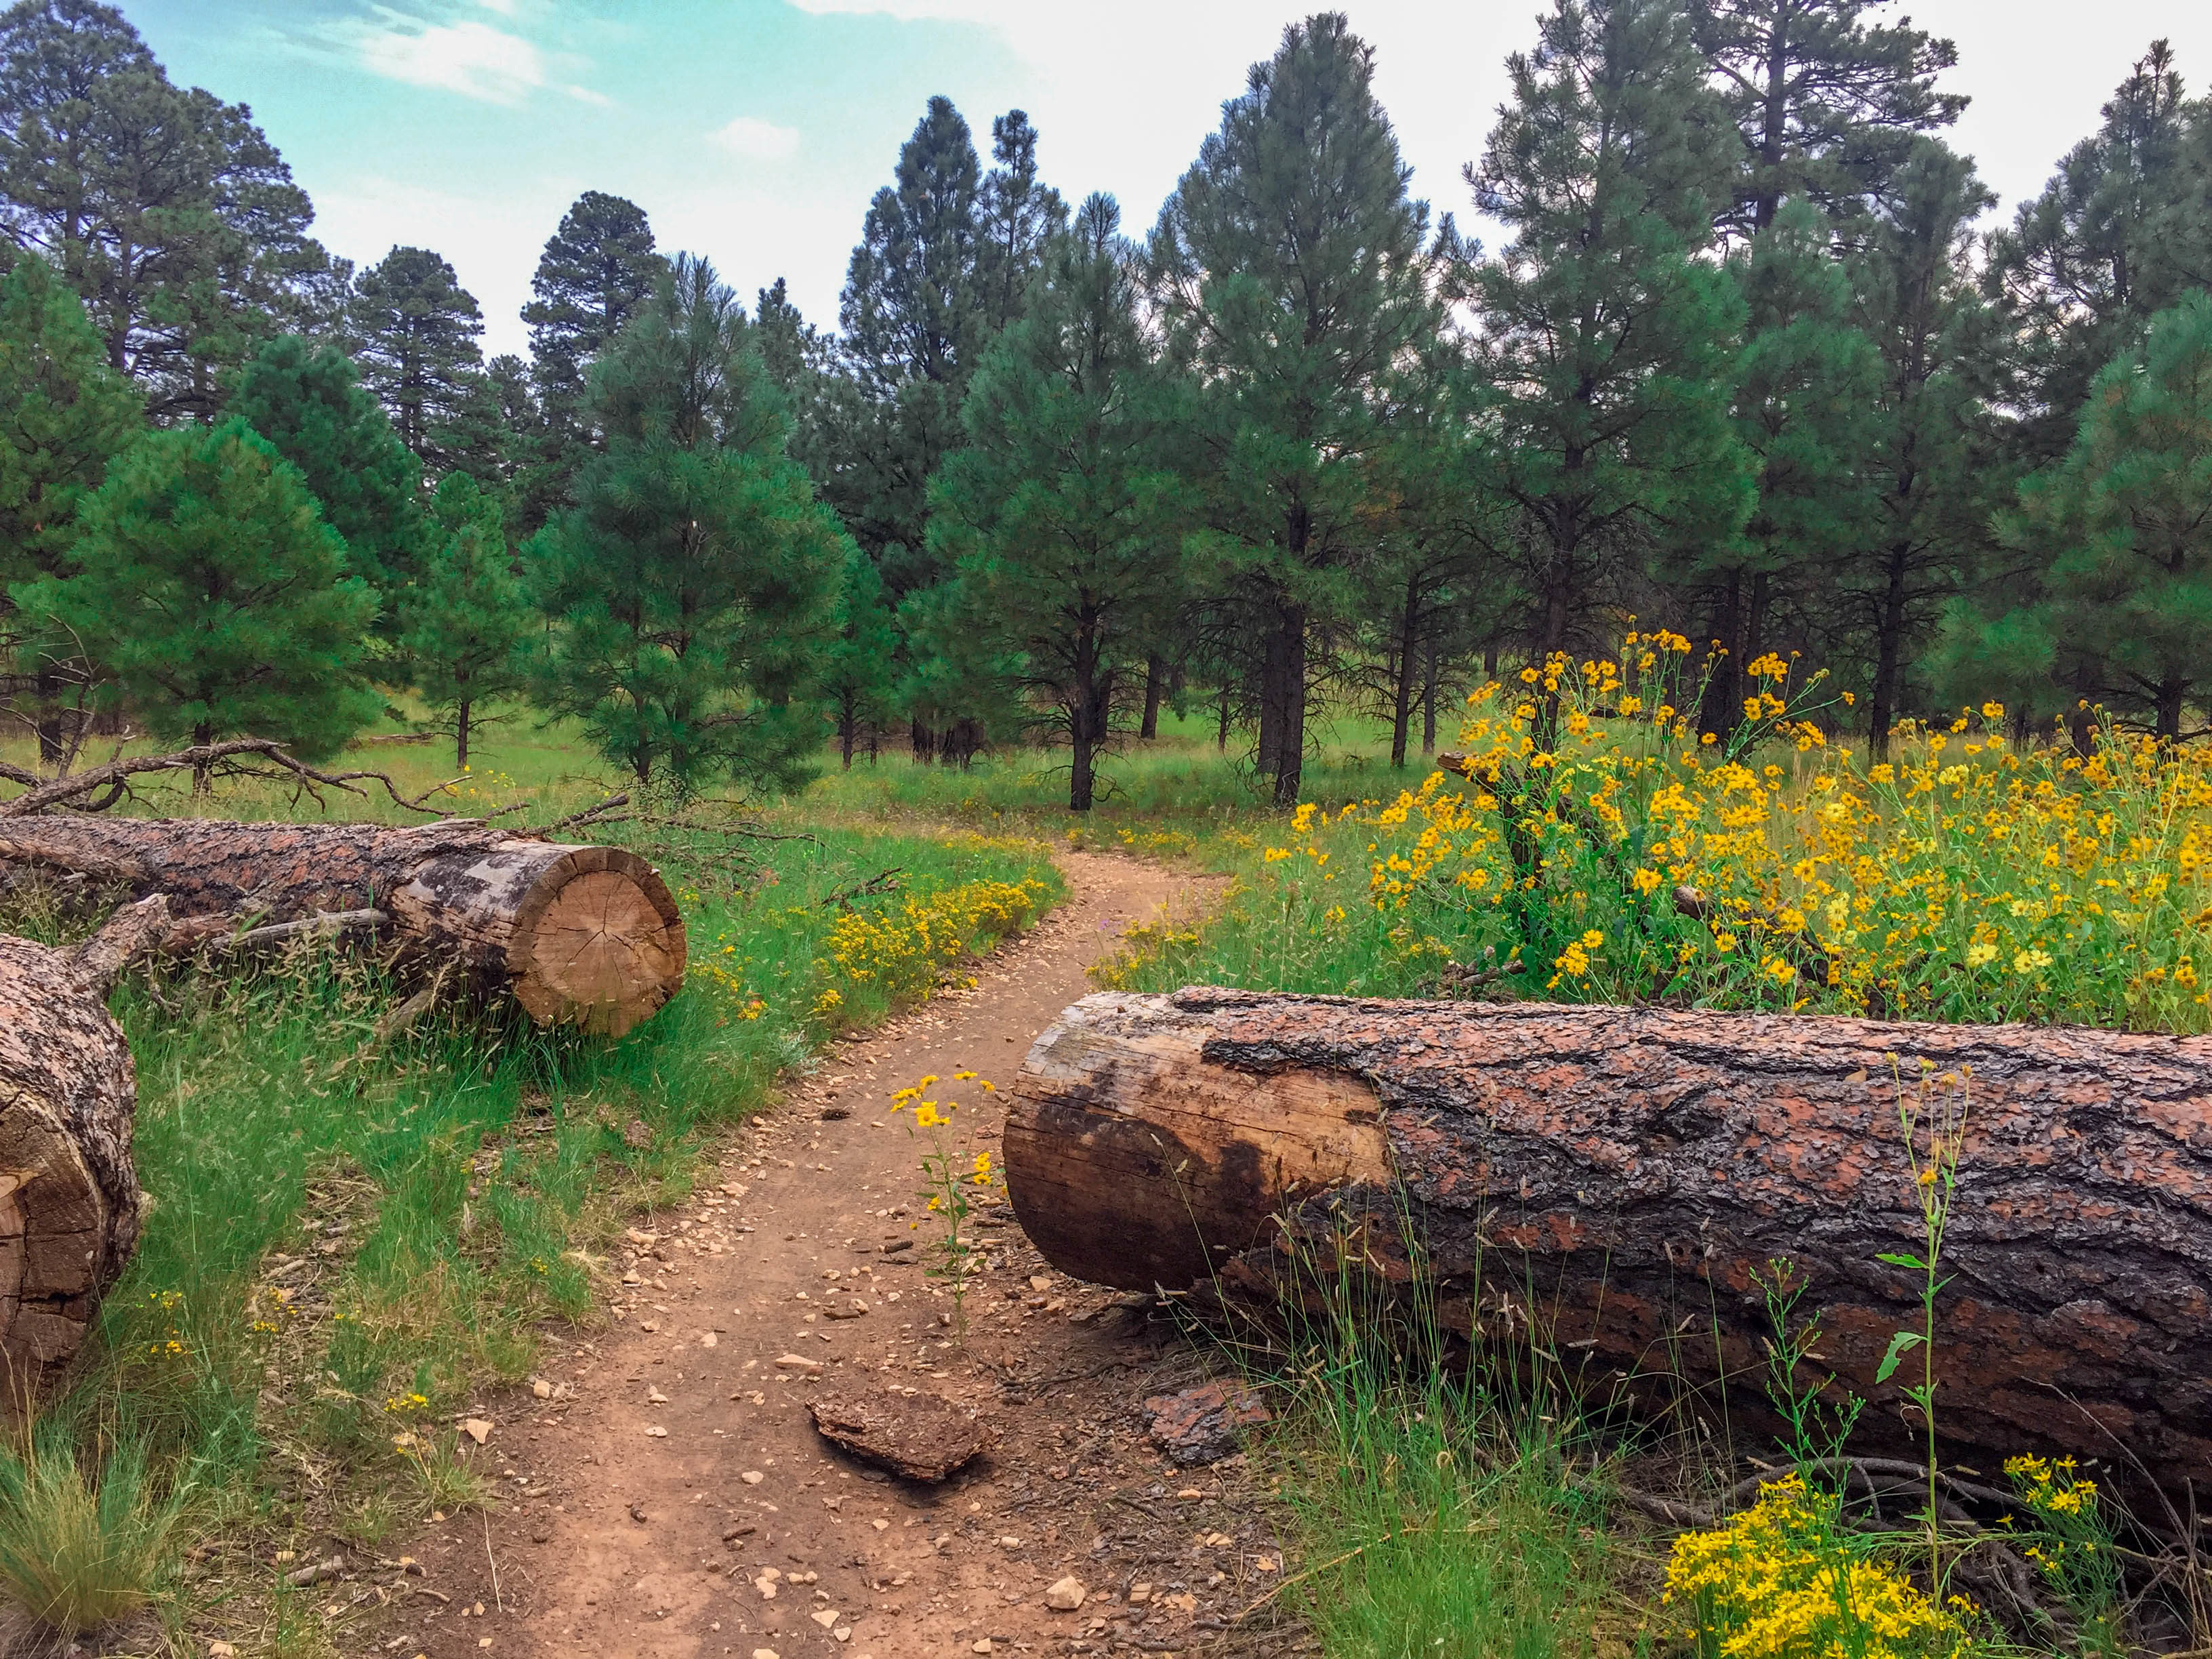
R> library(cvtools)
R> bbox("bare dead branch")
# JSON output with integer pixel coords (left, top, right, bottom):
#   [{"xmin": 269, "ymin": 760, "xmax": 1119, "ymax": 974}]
[{"xmin": 0, "ymin": 739, "xmax": 467, "ymax": 819}]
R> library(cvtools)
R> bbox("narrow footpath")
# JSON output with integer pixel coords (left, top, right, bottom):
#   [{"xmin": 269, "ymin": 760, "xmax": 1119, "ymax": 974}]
[{"xmin": 384, "ymin": 851, "xmax": 1298, "ymax": 1659}]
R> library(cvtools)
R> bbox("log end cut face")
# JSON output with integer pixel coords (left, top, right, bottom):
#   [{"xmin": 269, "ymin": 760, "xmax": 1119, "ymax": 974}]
[
  {"xmin": 0, "ymin": 937, "xmax": 143, "ymax": 1379},
  {"xmin": 506, "ymin": 847, "xmax": 687, "ymax": 1036},
  {"xmin": 390, "ymin": 841, "xmax": 687, "ymax": 1036},
  {"xmin": 1004, "ymin": 992, "xmax": 1390, "ymax": 1292}
]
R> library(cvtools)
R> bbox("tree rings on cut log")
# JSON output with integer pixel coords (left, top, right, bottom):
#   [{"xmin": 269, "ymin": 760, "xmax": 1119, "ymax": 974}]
[
  {"xmin": 806, "ymin": 1386, "xmax": 991, "ymax": 1481},
  {"xmin": 389, "ymin": 841, "xmax": 684, "ymax": 1036},
  {"xmin": 0, "ymin": 934, "xmax": 144, "ymax": 1378}
]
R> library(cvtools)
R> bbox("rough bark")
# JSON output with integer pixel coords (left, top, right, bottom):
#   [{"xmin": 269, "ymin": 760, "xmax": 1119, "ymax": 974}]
[
  {"xmin": 0, "ymin": 901, "xmax": 167, "ymax": 1378},
  {"xmin": 0, "ymin": 817, "xmax": 686, "ymax": 1036},
  {"xmin": 1006, "ymin": 987, "xmax": 2212, "ymax": 1486}
]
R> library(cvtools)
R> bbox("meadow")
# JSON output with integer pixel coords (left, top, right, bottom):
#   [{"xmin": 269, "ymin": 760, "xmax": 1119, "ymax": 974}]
[{"xmin": 5, "ymin": 672, "xmax": 2209, "ymax": 1657}]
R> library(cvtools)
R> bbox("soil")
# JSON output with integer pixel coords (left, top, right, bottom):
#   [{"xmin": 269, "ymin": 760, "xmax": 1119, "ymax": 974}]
[{"xmin": 364, "ymin": 853, "xmax": 1307, "ymax": 1659}]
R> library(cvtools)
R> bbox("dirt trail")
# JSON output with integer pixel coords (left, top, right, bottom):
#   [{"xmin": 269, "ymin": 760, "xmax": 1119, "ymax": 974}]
[{"xmin": 387, "ymin": 852, "xmax": 1288, "ymax": 1659}]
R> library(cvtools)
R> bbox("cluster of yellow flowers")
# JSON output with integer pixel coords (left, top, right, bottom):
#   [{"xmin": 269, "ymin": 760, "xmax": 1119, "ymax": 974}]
[
  {"xmin": 2001, "ymin": 1454, "xmax": 2113, "ymax": 1595},
  {"xmin": 1349, "ymin": 632, "xmax": 2212, "ymax": 1029},
  {"xmin": 1663, "ymin": 1475, "xmax": 1974, "ymax": 1658},
  {"xmin": 817, "ymin": 879, "xmax": 1048, "ymax": 1016}
]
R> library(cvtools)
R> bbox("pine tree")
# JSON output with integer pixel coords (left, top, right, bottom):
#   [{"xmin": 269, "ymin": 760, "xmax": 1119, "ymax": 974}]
[
  {"xmin": 930, "ymin": 193, "xmax": 1188, "ymax": 811},
  {"xmin": 531, "ymin": 255, "xmax": 840, "ymax": 792},
  {"xmin": 16, "ymin": 416, "xmax": 378, "ymax": 776},
  {"xmin": 973, "ymin": 111, "xmax": 1065, "ymax": 336},
  {"xmin": 1984, "ymin": 43, "xmax": 2205, "ymax": 466},
  {"xmin": 519, "ymin": 191, "xmax": 660, "ymax": 529},
  {"xmin": 401, "ymin": 471, "xmax": 527, "ymax": 767},
  {"xmin": 228, "ymin": 333, "xmax": 423, "ymax": 592},
  {"xmin": 524, "ymin": 191, "xmax": 661, "ymax": 426},
  {"xmin": 1689, "ymin": 0, "xmax": 1967, "ymax": 237},
  {"xmin": 1972, "ymin": 293, "xmax": 2212, "ymax": 741},
  {"xmin": 0, "ymin": 0, "xmax": 333, "ymax": 419},
  {"xmin": 0, "ymin": 253, "xmax": 138, "ymax": 762},
  {"xmin": 1468, "ymin": 0, "xmax": 1750, "ymax": 671},
  {"xmin": 1149, "ymin": 14, "xmax": 1441, "ymax": 806},
  {"xmin": 832, "ymin": 95, "xmax": 984, "ymax": 592},
  {"xmin": 442, "ymin": 352, "xmax": 539, "ymax": 499},
  {"xmin": 348, "ymin": 246, "xmax": 484, "ymax": 468},
  {"xmin": 1841, "ymin": 138, "xmax": 2009, "ymax": 754},
  {"xmin": 1694, "ymin": 199, "xmax": 1882, "ymax": 729},
  {"xmin": 821, "ymin": 540, "xmax": 898, "ymax": 767}
]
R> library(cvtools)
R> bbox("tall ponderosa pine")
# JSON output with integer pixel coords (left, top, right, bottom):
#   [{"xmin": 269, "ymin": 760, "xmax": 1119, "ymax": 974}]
[
  {"xmin": 1689, "ymin": 0, "xmax": 1967, "ymax": 237},
  {"xmin": 348, "ymin": 245, "xmax": 484, "ymax": 468},
  {"xmin": 0, "ymin": 253, "xmax": 137, "ymax": 762},
  {"xmin": 832, "ymin": 94, "xmax": 983, "ymax": 588},
  {"xmin": 1696, "ymin": 199, "xmax": 1881, "ymax": 730},
  {"xmin": 1469, "ymin": 0, "xmax": 1750, "ymax": 671},
  {"xmin": 531, "ymin": 255, "xmax": 840, "ymax": 792},
  {"xmin": 20, "ymin": 417, "xmax": 378, "ymax": 775},
  {"xmin": 0, "ymin": 0, "xmax": 331, "ymax": 418},
  {"xmin": 229, "ymin": 333, "xmax": 423, "ymax": 593},
  {"xmin": 1843, "ymin": 138, "xmax": 2008, "ymax": 754},
  {"xmin": 402, "ymin": 471, "xmax": 529, "ymax": 767},
  {"xmin": 930, "ymin": 194, "xmax": 1188, "ymax": 811},
  {"xmin": 1967, "ymin": 293, "xmax": 2212, "ymax": 741},
  {"xmin": 520, "ymin": 190, "xmax": 660, "ymax": 527},
  {"xmin": 1984, "ymin": 43, "xmax": 2208, "ymax": 466},
  {"xmin": 1149, "ymin": 13, "xmax": 1441, "ymax": 805}
]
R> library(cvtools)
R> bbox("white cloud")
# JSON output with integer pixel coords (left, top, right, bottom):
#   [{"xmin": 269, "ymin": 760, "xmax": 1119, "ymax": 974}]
[
  {"xmin": 355, "ymin": 17, "xmax": 546, "ymax": 105},
  {"xmin": 475, "ymin": 0, "xmax": 519, "ymax": 14},
  {"xmin": 564, "ymin": 83, "xmax": 613, "ymax": 108},
  {"xmin": 712, "ymin": 115, "xmax": 802, "ymax": 161}
]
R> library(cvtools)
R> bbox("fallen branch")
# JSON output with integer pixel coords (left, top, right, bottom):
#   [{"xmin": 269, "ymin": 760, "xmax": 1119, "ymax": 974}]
[{"xmin": 0, "ymin": 739, "xmax": 467, "ymax": 819}]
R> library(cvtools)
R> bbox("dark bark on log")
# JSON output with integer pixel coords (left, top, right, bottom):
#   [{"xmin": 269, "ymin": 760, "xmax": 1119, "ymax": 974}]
[
  {"xmin": 0, "ymin": 817, "xmax": 686, "ymax": 1036},
  {"xmin": 0, "ymin": 910, "xmax": 158, "ymax": 1377},
  {"xmin": 1005, "ymin": 987, "xmax": 2212, "ymax": 1488}
]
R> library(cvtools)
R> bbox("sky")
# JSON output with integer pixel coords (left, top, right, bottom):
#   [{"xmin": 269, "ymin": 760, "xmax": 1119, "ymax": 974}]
[{"xmin": 121, "ymin": 0, "xmax": 2212, "ymax": 362}]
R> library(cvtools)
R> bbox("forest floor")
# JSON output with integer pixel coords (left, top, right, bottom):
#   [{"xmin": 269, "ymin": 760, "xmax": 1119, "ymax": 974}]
[{"xmin": 367, "ymin": 851, "xmax": 1296, "ymax": 1659}]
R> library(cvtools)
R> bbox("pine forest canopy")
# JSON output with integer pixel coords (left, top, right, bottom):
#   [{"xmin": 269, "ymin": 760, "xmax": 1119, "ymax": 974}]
[{"xmin": 2, "ymin": 1, "xmax": 2212, "ymax": 805}]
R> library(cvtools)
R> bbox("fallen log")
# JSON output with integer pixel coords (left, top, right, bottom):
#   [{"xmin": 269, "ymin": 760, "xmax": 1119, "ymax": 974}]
[
  {"xmin": 0, "ymin": 896, "xmax": 168, "ymax": 1376},
  {"xmin": 1005, "ymin": 987, "xmax": 2212, "ymax": 1488},
  {"xmin": 0, "ymin": 817, "xmax": 685, "ymax": 1035}
]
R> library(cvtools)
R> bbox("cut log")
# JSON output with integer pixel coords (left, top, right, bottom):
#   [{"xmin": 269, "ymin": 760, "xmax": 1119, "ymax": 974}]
[
  {"xmin": 1006, "ymin": 987, "xmax": 2212, "ymax": 1488},
  {"xmin": 0, "ymin": 898, "xmax": 167, "ymax": 1377},
  {"xmin": 0, "ymin": 817, "xmax": 685, "ymax": 1036}
]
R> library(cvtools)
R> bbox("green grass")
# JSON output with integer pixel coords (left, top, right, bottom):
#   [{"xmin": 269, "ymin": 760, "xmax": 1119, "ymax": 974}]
[{"xmin": 1, "ymin": 714, "xmax": 1064, "ymax": 1648}]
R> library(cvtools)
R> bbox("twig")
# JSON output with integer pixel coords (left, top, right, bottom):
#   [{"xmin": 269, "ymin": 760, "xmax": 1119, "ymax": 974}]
[
  {"xmin": 539, "ymin": 793, "xmax": 631, "ymax": 836},
  {"xmin": 1228, "ymin": 1526, "xmax": 1425, "ymax": 1624},
  {"xmin": 483, "ymin": 1511, "xmax": 504, "ymax": 1614},
  {"xmin": 820, "ymin": 868, "xmax": 905, "ymax": 909}
]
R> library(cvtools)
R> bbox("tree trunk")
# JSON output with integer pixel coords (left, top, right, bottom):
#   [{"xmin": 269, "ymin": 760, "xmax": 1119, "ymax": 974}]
[
  {"xmin": 0, "ymin": 817, "xmax": 687, "ymax": 1036},
  {"xmin": 1273, "ymin": 605, "xmax": 1307, "ymax": 808},
  {"xmin": 1420, "ymin": 636, "xmax": 1439, "ymax": 757},
  {"xmin": 1868, "ymin": 544, "xmax": 1910, "ymax": 762},
  {"xmin": 455, "ymin": 701, "xmax": 472, "ymax": 771},
  {"xmin": 1389, "ymin": 572, "xmax": 1419, "ymax": 771},
  {"xmin": 1006, "ymin": 987, "xmax": 2212, "ymax": 1487},
  {"xmin": 1698, "ymin": 570, "xmax": 1743, "ymax": 739},
  {"xmin": 0, "ymin": 899, "xmax": 170, "ymax": 1380},
  {"xmin": 1217, "ymin": 684, "xmax": 1231, "ymax": 754},
  {"xmin": 1140, "ymin": 656, "xmax": 1164, "ymax": 741}
]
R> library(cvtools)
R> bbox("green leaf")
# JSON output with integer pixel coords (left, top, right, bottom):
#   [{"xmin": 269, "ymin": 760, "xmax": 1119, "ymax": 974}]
[
  {"xmin": 1875, "ymin": 1329, "xmax": 1923, "ymax": 1383},
  {"xmin": 1876, "ymin": 1252, "xmax": 1925, "ymax": 1270}
]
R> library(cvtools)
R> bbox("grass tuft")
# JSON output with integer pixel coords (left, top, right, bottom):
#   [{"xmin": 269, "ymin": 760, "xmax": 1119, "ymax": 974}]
[{"xmin": 0, "ymin": 1427, "xmax": 186, "ymax": 1638}]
